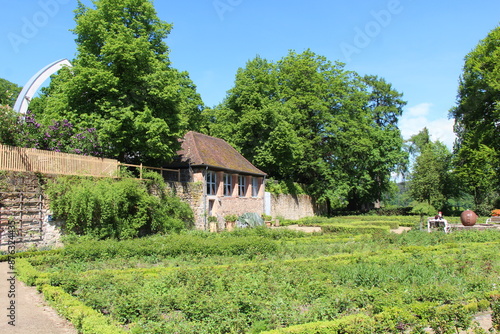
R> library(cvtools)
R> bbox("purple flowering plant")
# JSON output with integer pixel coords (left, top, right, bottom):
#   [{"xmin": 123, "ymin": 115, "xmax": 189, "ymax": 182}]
[{"xmin": 19, "ymin": 111, "xmax": 104, "ymax": 157}]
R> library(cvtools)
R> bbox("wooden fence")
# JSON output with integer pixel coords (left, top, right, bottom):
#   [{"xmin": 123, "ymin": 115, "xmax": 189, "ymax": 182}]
[
  {"xmin": 0, "ymin": 144, "xmax": 182, "ymax": 180},
  {"xmin": 0, "ymin": 144, "xmax": 119, "ymax": 177}
]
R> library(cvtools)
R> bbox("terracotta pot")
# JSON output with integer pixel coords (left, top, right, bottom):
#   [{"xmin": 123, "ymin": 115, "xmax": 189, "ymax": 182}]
[
  {"xmin": 225, "ymin": 221, "xmax": 235, "ymax": 232},
  {"xmin": 460, "ymin": 210, "xmax": 478, "ymax": 226}
]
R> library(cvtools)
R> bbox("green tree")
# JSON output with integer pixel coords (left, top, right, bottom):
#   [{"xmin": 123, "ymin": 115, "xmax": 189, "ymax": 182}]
[
  {"xmin": 36, "ymin": 0, "xmax": 204, "ymax": 164},
  {"xmin": 450, "ymin": 24, "xmax": 500, "ymax": 195},
  {"xmin": 0, "ymin": 78, "xmax": 21, "ymax": 108},
  {"xmin": 209, "ymin": 50, "xmax": 407, "ymax": 210},
  {"xmin": 407, "ymin": 129, "xmax": 453, "ymax": 211},
  {"xmin": 453, "ymin": 144, "xmax": 498, "ymax": 214},
  {"xmin": 0, "ymin": 105, "xmax": 21, "ymax": 145}
]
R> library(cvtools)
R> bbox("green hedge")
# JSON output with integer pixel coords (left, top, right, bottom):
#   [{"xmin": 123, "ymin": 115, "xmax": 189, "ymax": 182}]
[
  {"xmin": 320, "ymin": 224, "xmax": 390, "ymax": 234},
  {"xmin": 56, "ymin": 234, "xmax": 278, "ymax": 262},
  {"xmin": 0, "ymin": 248, "xmax": 62, "ymax": 261},
  {"xmin": 42, "ymin": 285, "xmax": 126, "ymax": 334},
  {"xmin": 262, "ymin": 313, "xmax": 376, "ymax": 334}
]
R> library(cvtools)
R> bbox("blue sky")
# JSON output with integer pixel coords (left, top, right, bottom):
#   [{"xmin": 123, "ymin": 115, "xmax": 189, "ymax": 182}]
[{"xmin": 1, "ymin": 0, "xmax": 499, "ymax": 149}]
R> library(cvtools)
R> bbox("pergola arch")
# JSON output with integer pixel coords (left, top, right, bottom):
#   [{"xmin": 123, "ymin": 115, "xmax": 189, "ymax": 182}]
[{"xmin": 13, "ymin": 58, "xmax": 72, "ymax": 114}]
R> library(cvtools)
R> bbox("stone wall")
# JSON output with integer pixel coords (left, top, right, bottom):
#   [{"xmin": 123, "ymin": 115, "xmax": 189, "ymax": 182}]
[
  {"xmin": 270, "ymin": 193, "xmax": 327, "ymax": 220},
  {"xmin": 166, "ymin": 181, "xmax": 205, "ymax": 230},
  {"xmin": 0, "ymin": 172, "xmax": 322, "ymax": 251},
  {"xmin": 0, "ymin": 172, "xmax": 63, "ymax": 252}
]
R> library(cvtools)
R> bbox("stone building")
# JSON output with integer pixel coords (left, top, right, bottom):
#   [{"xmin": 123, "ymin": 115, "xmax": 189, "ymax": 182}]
[{"xmin": 166, "ymin": 131, "xmax": 267, "ymax": 229}]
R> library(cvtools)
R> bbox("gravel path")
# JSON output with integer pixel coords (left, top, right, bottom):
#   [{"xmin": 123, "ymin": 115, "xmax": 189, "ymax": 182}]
[{"xmin": 0, "ymin": 261, "xmax": 77, "ymax": 334}]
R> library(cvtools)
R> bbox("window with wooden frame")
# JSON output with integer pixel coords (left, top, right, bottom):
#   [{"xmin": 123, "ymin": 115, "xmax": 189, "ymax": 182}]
[
  {"xmin": 252, "ymin": 177, "xmax": 259, "ymax": 197},
  {"xmin": 224, "ymin": 173, "xmax": 232, "ymax": 196},
  {"xmin": 206, "ymin": 171, "xmax": 216, "ymax": 195},
  {"xmin": 238, "ymin": 175, "xmax": 246, "ymax": 197}
]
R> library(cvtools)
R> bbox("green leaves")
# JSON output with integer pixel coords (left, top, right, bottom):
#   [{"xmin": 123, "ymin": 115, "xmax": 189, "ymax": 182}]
[
  {"xmin": 34, "ymin": 0, "xmax": 204, "ymax": 165},
  {"xmin": 210, "ymin": 50, "xmax": 407, "ymax": 210},
  {"xmin": 46, "ymin": 175, "xmax": 193, "ymax": 239},
  {"xmin": 451, "ymin": 24, "xmax": 500, "ymax": 209},
  {"xmin": 0, "ymin": 77, "xmax": 21, "ymax": 108}
]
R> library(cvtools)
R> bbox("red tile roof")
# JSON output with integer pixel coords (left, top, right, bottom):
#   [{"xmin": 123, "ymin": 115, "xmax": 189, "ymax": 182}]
[{"xmin": 178, "ymin": 131, "xmax": 266, "ymax": 176}]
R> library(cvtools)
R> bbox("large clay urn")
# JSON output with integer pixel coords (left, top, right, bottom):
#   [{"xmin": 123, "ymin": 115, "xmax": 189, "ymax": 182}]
[{"xmin": 460, "ymin": 210, "xmax": 478, "ymax": 226}]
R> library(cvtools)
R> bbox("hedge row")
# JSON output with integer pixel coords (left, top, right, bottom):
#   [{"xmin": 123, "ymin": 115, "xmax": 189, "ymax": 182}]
[
  {"xmin": 262, "ymin": 300, "xmax": 493, "ymax": 334},
  {"xmin": 12, "ymin": 259, "xmax": 125, "ymax": 334}
]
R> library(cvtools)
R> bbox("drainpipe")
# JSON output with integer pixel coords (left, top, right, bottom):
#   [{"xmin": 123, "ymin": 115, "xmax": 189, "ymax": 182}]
[
  {"xmin": 263, "ymin": 175, "xmax": 267, "ymax": 216},
  {"xmin": 203, "ymin": 166, "xmax": 208, "ymax": 230}
]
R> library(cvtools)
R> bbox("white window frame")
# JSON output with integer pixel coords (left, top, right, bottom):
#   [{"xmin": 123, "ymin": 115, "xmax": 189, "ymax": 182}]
[
  {"xmin": 252, "ymin": 177, "xmax": 259, "ymax": 197},
  {"xmin": 206, "ymin": 171, "xmax": 216, "ymax": 195},
  {"xmin": 238, "ymin": 175, "xmax": 246, "ymax": 197},
  {"xmin": 224, "ymin": 173, "xmax": 232, "ymax": 197}
]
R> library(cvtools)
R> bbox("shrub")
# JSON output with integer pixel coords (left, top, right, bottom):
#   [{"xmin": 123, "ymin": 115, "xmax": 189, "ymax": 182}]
[{"xmin": 46, "ymin": 175, "xmax": 193, "ymax": 239}]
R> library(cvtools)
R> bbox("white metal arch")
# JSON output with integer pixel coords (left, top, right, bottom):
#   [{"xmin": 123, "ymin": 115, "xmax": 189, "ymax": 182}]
[{"xmin": 13, "ymin": 58, "xmax": 72, "ymax": 114}]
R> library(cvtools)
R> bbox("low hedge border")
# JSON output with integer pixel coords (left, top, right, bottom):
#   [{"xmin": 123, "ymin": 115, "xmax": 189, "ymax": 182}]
[
  {"xmin": 320, "ymin": 224, "xmax": 390, "ymax": 234},
  {"xmin": 11, "ymin": 258, "xmax": 126, "ymax": 334},
  {"xmin": 0, "ymin": 248, "xmax": 62, "ymax": 262},
  {"xmin": 261, "ymin": 299, "xmax": 492, "ymax": 334},
  {"xmin": 41, "ymin": 285, "xmax": 126, "ymax": 334}
]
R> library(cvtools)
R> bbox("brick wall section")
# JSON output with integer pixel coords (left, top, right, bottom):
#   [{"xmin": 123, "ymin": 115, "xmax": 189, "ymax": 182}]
[
  {"xmin": 270, "ymin": 193, "xmax": 327, "ymax": 220},
  {"xmin": 165, "ymin": 181, "xmax": 206, "ymax": 230}
]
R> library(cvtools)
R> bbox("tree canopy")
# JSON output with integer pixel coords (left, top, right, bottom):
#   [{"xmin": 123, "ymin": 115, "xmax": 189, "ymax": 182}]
[
  {"xmin": 33, "ymin": 0, "xmax": 204, "ymax": 165},
  {"xmin": 450, "ymin": 23, "xmax": 500, "ymax": 211},
  {"xmin": 208, "ymin": 50, "xmax": 407, "ymax": 210},
  {"xmin": 0, "ymin": 78, "xmax": 21, "ymax": 108},
  {"xmin": 407, "ymin": 128, "xmax": 454, "ymax": 211}
]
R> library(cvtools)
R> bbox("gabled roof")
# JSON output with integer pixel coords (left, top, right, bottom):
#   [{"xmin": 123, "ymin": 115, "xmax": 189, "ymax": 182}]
[{"xmin": 177, "ymin": 131, "xmax": 266, "ymax": 176}]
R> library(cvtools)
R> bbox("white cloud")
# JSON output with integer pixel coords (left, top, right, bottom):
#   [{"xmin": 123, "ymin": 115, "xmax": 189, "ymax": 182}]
[
  {"xmin": 400, "ymin": 103, "xmax": 456, "ymax": 149},
  {"xmin": 407, "ymin": 102, "xmax": 433, "ymax": 117}
]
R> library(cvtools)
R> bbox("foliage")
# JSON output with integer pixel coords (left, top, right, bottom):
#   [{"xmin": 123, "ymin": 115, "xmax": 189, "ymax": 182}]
[
  {"xmin": 208, "ymin": 50, "xmax": 407, "ymax": 210},
  {"xmin": 12, "ymin": 221, "xmax": 500, "ymax": 333},
  {"xmin": 410, "ymin": 201, "xmax": 436, "ymax": 225},
  {"xmin": 453, "ymin": 144, "xmax": 498, "ymax": 215},
  {"xmin": 224, "ymin": 214, "xmax": 238, "ymax": 222},
  {"xmin": 0, "ymin": 105, "xmax": 21, "ymax": 145},
  {"xmin": 0, "ymin": 77, "xmax": 21, "ymax": 107},
  {"xmin": 265, "ymin": 179, "xmax": 307, "ymax": 195},
  {"xmin": 0, "ymin": 107, "xmax": 103, "ymax": 156},
  {"xmin": 407, "ymin": 128, "xmax": 455, "ymax": 211},
  {"xmin": 450, "ymin": 24, "xmax": 500, "ymax": 209},
  {"xmin": 492, "ymin": 209, "xmax": 500, "ymax": 217},
  {"xmin": 42, "ymin": 284, "xmax": 126, "ymax": 333},
  {"xmin": 46, "ymin": 175, "xmax": 193, "ymax": 239},
  {"xmin": 21, "ymin": 111, "xmax": 103, "ymax": 156},
  {"xmin": 33, "ymin": 0, "xmax": 205, "ymax": 165},
  {"xmin": 490, "ymin": 293, "xmax": 500, "ymax": 331}
]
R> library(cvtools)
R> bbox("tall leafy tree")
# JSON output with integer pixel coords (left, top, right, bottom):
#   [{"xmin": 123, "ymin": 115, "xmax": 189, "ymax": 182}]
[
  {"xmin": 407, "ymin": 129, "xmax": 453, "ymax": 211},
  {"xmin": 210, "ymin": 50, "xmax": 407, "ymax": 210},
  {"xmin": 0, "ymin": 78, "xmax": 21, "ymax": 108},
  {"xmin": 453, "ymin": 144, "xmax": 497, "ymax": 214},
  {"xmin": 450, "ymin": 24, "xmax": 500, "ymax": 201},
  {"xmin": 344, "ymin": 75, "xmax": 407, "ymax": 208},
  {"xmin": 36, "ymin": 0, "xmax": 204, "ymax": 164}
]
